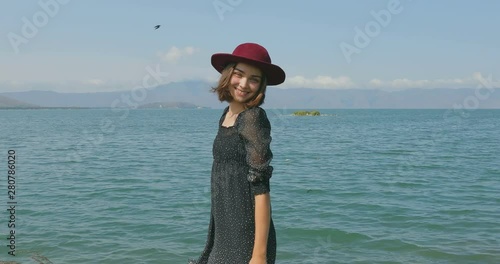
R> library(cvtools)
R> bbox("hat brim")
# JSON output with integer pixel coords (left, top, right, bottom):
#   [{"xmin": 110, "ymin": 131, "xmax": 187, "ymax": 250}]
[{"xmin": 211, "ymin": 53, "xmax": 286, "ymax": 86}]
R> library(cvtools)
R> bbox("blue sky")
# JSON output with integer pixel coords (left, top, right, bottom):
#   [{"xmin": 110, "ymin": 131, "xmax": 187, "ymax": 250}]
[{"xmin": 1, "ymin": 0, "xmax": 499, "ymax": 92}]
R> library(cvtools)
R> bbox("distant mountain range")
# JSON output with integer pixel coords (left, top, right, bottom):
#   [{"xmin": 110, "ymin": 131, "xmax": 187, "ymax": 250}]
[
  {"xmin": 0, "ymin": 95, "xmax": 39, "ymax": 108},
  {"xmin": 138, "ymin": 101, "xmax": 209, "ymax": 109},
  {"xmin": 1, "ymin": 80, "xmax": 499, "ymax": 109}
]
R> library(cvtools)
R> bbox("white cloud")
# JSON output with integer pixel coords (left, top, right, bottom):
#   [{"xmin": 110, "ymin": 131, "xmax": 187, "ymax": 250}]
[
  {"xmin": 10, "ymin": 80, "xmax": 24, "ymax": 86},
  {"xmin": 367, "ymin": 74, "xmax": 483, "ymax": 90},
  {"xmin": 285, "ymin": 75, "xmax": 355, "ymax": 89},
  {"xmin": 281, "ymin": 73, "xmax": 493, "ymax": 90},
  {"xmin": 0, "ymin": 80, "xmax": 141, "ymax": 93},
  {"xmin": 2, "ymin": 71, "xmax": 497, "ymax": 93},
  {"xmin": 472, "ymin": 72, "xmax": 500, "ymax": 89},
  {"xmin": 158, "ymin": 46, "xmax": 200, "ymax": 63},
  {"xmin": 369, "ymin": 79, "xmax": 383, "ymax": 87},
  {"xmin": 184, "ymin": 46, "xmax": 197, "ymax": 55},
  {"xmin": 87, "ymin": 79, "xmax": 105, "ymax": 86}
]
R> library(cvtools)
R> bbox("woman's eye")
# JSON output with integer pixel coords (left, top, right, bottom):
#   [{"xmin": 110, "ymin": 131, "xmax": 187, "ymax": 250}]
[{"xmin": 234, "ymin": 72, "xmax": 243, "ymax": 77}]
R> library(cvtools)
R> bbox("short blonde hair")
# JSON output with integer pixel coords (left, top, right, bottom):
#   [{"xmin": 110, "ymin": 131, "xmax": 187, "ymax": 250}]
[{"xmin": 211, "ymin": 63, "xmax": 268, "ymax": 108}]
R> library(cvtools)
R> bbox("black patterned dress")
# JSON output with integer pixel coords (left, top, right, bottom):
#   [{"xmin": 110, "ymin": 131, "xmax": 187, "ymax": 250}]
[{"xmin": 192, "ymin": 106, "xmax": 276, "ymax": 264}]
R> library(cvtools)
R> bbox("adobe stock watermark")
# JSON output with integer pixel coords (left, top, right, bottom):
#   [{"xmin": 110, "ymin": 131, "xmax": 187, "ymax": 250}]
[
  {"xmin": 66, "ymin": 64, "xmax": 169, "ymax": 163},
  {"xmin": 308, "ymin": 235, "xmax": 334, "ymax": 264},
  {"xmin": 7, "ymin": 0, "xmax": 70, "ymax": 54},
  {"xmin": 340, "ymin": 0, "xmax": 410, "ymax": 64},
  {"xmin": 213, "ymin": 0, "xmax": 243, "ymax": 21},
  {"xmin": 443, "ymin": 73, "xmax": 498, "ymax": 122},
  {"xmin": 269, "ymin": 107, "xmax": 292, "ymax": 138},
  {"xmin": 396, "ymin": 73, "xmax": 499, "ymax": 176},
  {"xmin": 108, "ymin": 64, "xmax": 170, "ymax": 118}
]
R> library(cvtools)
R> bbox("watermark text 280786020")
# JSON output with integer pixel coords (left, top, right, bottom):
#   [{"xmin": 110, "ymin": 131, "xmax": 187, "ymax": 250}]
[{"xmin": 6, "ymin": 150, "xmax": 17, "ymax": 256}]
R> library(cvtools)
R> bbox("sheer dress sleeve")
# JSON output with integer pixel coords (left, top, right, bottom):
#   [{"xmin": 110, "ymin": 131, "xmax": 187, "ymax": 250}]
[{"xmin": 238, "ymin": 107, "xmax": 273, "ymax": 195}]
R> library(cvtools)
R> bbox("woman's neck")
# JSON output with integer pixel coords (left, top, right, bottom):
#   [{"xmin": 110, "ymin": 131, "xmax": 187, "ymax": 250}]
[{"xmin": 228, "ymin": 102, "xmax": 247, "ymax": 116}]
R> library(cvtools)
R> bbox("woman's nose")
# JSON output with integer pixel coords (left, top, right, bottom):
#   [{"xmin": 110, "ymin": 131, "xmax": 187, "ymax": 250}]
[{"xmin": 238, "ymin": 77, "xmax": 248, "ymax": 88}]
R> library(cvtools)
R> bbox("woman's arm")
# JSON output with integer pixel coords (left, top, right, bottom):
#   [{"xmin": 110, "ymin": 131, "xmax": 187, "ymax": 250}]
[
  {"xmin": 239, "ymin": 108, "xmax": 273, "ymax": 263},
  {"xmin": 251, "ymin": 194, "xmax": 271, "ymax": 264},
  {"xmin": 252, "ymin": 193, "xmax": 271, "ymax": 259}
]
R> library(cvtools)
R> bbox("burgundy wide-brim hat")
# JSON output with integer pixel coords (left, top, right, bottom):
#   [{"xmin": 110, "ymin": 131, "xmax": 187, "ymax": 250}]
[{"xmin": 211, "ymin": 43, "xmax": 286, "ymax": 85}]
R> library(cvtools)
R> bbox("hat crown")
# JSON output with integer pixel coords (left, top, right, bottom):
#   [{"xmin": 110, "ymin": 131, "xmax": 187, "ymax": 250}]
[
  {"xmin": 232, "ymin": 43, "xmax": 272, "ymax": 64},
  {"xmin": 211, "ymin": 42, "xmax": 285, "ymax": 85}
]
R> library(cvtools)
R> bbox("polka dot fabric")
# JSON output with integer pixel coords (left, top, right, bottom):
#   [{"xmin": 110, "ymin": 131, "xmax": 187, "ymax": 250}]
[{"xmin": 191, "ymin": 106, "xmax": 276, "ymax": 264}]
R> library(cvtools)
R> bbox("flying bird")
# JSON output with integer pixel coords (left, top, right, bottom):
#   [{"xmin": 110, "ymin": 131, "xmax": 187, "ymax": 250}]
[{"xmin": 154, "ymin": 25, "xmax": 161, "ymax": 30}]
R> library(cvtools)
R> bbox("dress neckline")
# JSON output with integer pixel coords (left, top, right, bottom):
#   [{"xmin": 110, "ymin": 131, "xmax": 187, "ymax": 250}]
[{"xmin": 220, "ymin": 106, "xmax": 250, "ymax": 128}]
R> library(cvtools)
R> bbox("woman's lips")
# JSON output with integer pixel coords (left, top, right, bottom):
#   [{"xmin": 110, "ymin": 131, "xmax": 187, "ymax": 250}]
[{"xmin": 235, "ymin": 87, "xmax": 249, "ymax": 97}]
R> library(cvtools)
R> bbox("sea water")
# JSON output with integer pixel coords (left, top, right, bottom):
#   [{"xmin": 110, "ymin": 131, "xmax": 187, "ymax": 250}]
[{"xmin": 0, "ymin": 108, "xmax": 499, "ymax": 263}]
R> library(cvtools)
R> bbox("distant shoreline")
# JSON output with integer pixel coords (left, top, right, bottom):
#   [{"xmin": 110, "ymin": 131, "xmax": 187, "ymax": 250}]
[
  {"xmin": 0, "ymin": 106, "xmax": 212, "ymax": 110},
  {"xmin": 0, "ymin": 107, "xmax": 93, "ymax": 110},
  {"xmin": 1, "ymin": 107, "xmax": 500, "ymax": 110}
]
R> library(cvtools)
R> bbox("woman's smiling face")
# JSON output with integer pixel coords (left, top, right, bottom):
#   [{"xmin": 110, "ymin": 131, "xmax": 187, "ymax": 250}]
[{"xmin": 229, "ymin": 62, "xmax": 263, "ymax": 103}]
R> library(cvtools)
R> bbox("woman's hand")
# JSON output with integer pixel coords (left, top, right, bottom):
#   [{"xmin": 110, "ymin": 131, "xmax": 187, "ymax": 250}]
[{"xmin": 249, "ymin": 255, "xmax": 267, "ymax": 264}]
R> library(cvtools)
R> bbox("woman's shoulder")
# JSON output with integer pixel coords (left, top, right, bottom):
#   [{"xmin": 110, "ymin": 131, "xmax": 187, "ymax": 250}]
[
  {"xmin": 242, "ymin": 106, "xmax": 267, "ymax": 116},
  {"xmin": 237, "ymin": 107, "xmax": 270, "ymax": 128},
  {"xmin": 239, "ymin": 106, "xmax": 268, "ymax": 120}
]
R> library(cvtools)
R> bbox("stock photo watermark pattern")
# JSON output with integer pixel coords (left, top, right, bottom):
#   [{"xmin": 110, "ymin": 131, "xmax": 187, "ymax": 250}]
[
  {"xmin": 340, "ymin": 0, "xmax": 411, "ymax": 64},
  {"xmin": 397, "ymin": 73, "xmax": 499, "ymax": 178},
  {"xmin": 7, "ymin": 0, "xmax": 70, "ymax": 54},
  {"xmin": 3, "ymin": 1, "xmax": 498, "ymax": 262},
  {"xmin": 443, "ymin": 73, "xmax": 498, "ymax": 121},
  {"xmin": 213, "ymin": 0, "xmax": 243, "ymax": 21},
  {"xmin": 66, "ymin": 64, "xmax": 169, "ymax": 163}
]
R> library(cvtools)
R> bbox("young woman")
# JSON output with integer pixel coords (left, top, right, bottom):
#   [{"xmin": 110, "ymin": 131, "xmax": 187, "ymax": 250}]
[{"xmin": 191, "ymin": 43, "xmax": 285, "ymax": 264}]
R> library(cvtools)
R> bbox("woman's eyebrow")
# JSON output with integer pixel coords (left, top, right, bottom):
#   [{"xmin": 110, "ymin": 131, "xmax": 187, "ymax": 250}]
[{"xmin": 234, "ymin": 67, "xmax": 262, "ymax": 78}]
